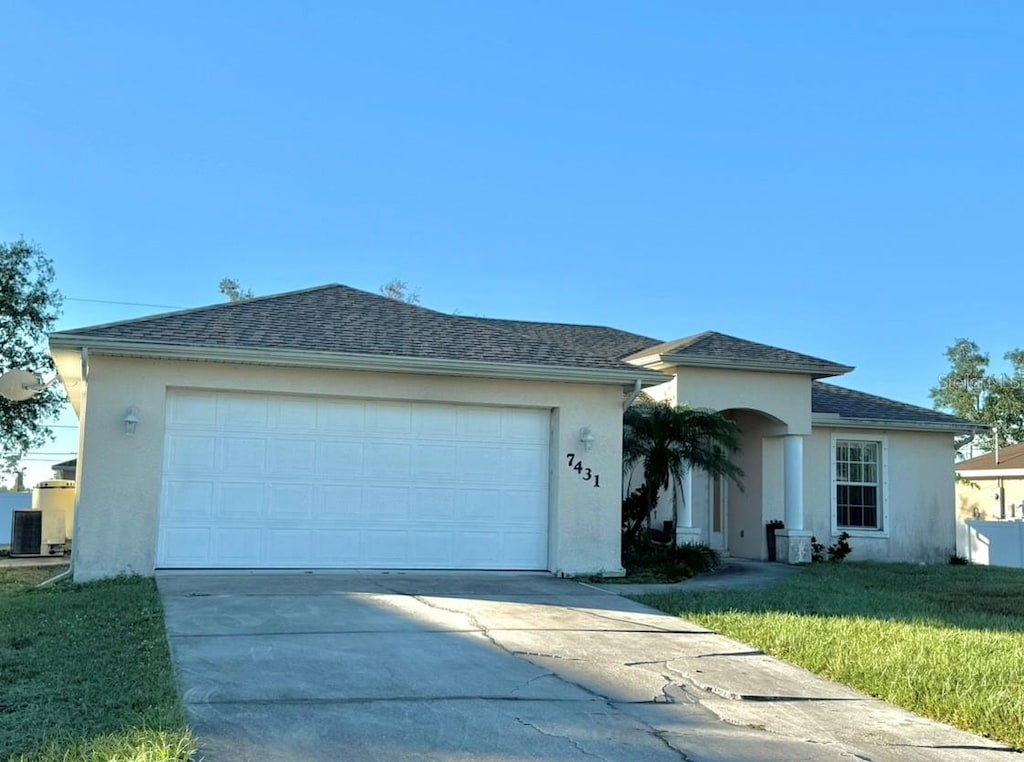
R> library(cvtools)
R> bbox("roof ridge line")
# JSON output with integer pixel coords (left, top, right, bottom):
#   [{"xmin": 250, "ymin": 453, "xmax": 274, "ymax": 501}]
[{"xmin": 50, "ymin": 283, "xmax": 346, "ymax": 335}]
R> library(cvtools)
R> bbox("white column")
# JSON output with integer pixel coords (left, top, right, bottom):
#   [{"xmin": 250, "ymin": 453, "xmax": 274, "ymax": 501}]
[
  {"xmin": 680, "ymin": 467, "xmax": 693, "ymax": 528},
  {"xmin": 675, "ymin": 466, "xmax": 702, "ymax": 546},
  {"xmin": 784, "ymin": 435, "xmax": 804, "ymax": 531}
]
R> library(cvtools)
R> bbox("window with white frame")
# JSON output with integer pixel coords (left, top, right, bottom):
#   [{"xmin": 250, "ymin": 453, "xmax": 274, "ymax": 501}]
[{"xmin": 832, "ymin": 435, "xmax": 888, "ymax": 532}]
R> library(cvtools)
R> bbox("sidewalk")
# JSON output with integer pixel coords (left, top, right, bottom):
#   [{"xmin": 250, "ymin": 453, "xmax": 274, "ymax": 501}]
[{"xmin": 0, "ymin": 555, "xmax": 70, "ymax": 569}]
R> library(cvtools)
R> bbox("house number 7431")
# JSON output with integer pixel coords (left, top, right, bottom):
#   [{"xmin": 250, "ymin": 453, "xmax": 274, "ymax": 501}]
[{"xmin": 565, "ymin": 453, "xmax": 600, "ymax": 487}]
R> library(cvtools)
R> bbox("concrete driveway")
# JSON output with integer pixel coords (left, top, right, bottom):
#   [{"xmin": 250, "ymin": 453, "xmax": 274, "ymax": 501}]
[{"xmin": 158, "ymin": 571, "xmax": 1017, "ymax": 761}]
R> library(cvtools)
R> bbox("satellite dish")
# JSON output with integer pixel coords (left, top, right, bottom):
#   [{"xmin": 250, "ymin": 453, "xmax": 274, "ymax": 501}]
[{"xmin": 0, "ymin": 370, "xmax": 47, "ymax": 402}]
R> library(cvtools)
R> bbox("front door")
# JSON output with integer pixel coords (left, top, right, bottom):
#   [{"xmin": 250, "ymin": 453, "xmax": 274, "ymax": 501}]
[{"xmin": 710, "ymin": 474, "xmax": 728, "ymax": 551}]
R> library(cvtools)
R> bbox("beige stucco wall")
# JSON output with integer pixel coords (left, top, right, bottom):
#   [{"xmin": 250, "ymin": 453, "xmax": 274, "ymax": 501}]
[
  {"xmin": 805, "ymin": 427, "xmax": 956, "ymax": 563},
  {"xmin": 956, "ymin": 475, "xmax": 1024, "ymax": 522},
  {"xmin": 65, "ymin": 354, "xmax": 629, "ymax": 582},
  {"xmin": 675, "ymin": 368, "xmax": 812, "ymax": 435}
]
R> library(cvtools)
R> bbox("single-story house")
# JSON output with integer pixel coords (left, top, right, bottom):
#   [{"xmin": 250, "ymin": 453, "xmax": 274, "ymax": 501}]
[
  {"xmin": 955, "ymin": 444, "xmax": 1024, "ymax": 566},
  {"xmin": 51, "ymin": 458, "xmax": 78, "ymax": 481},
  {"xmin": 956, "ymin": 443, "xmax": 1024, "ymax": 522},
  {"xmin": 49, "ymin": 284, "xmax": 975, "ymax": 582}
]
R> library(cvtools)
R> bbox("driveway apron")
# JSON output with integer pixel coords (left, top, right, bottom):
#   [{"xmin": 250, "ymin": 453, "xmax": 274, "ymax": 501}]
[{"xmin": 158, "ymin": 571, "xmax": 1018, "ymax": 761}]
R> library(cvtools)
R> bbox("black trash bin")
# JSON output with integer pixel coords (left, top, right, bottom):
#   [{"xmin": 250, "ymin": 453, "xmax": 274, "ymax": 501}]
[{"xmin": 765, "ymin": 520, "xmax": 784, "ymax": 562}]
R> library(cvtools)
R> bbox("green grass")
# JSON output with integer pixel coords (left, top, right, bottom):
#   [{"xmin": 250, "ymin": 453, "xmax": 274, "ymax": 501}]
[
  {"xmin": 634, "ymin": 562, "xmax": 1024, "ymax": 750},
  {"xmin": 0, "ymin": 568, "xmax": 196, "ymax": 761}
]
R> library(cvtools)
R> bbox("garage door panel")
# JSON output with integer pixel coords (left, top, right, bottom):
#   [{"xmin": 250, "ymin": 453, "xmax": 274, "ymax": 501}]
[
  {"xmin": 457, "ymin": 488, "xmax": 502, "ymax": 522},
  {"xmin": 457, "ymin": 446, "xmax": 503, "ymax": 482},
  {"xmin": 167, "ymin": 435, "xmax": 217, "ymax": 471},
  {"xmin": 456, "ymin": 531, "xmax": 502, "ymax": 565},
  {"xmin": 503, "ymin": 409, "xmax": 550, "ymax": 443},
  {"xmin": 318, "ymin": 485, "xmax": 363, "ymax": 518},
  {"xmin": 410, "ymin": 488, "xmax": 456, "ymax": 521},
  {"xmin": 365, "ymin": 486, "xmax": 409, "ymax": 521},
  {"xmin": 160, "ymin": 527, "xmax": 212, "ymax": 565},
  {"xmin": 159, "ymin": 392, "xmax": 549, "ymax": 570},
  {"xmin": 269, "ymin": 438, "xmax": 316, "ymax": 474},
  {"xmin": 366, "ymin": 403, "xmax": 413, "ymax": 435},
  {"xmin": 271, "ymin": 397, "xmax": 318, "ymax": 430},
  {"xmin": 168, "ymin": 392, "xmax": 218, "ymax": 427},
  {"xmin": 502, "ymin": 448, "xmax": 548, "ymax": 482},
  {"xmin": 312, "ymin": 530, "xmax": 361, "ymax": 563},
  {"xmin": 501, "ymin": 531, "xmax": 548, "ymax": 567},
  {"xmin": 216, "ymin": 483, "xmax": 264, "ymax": 519},
  {"xmin": 317, "ymin": 441, "xmax": 364, "ymax": 476},
  {"xmin": 221, "ymin": 396, "xmax": 269, "ymax": 429},
  {"xmin": 164, "ymin": 481, "xmax": 214, "ymax": 520},
  {"xmin": 267, "ymin": 484, "xmax": 315, "ymax": 519},
  {"xmin": 413, "ymin": 406, "xmax": 457, "ymax": 437},
  {"xmin": 363, "ymin": 529, "xmax": 409, "ymax": 563},
  {"xmin": 316, "ymin": 399, "xmax": 364, "ymax": 431},
  {"xmin": 365, "ymin": 443, "xmax": 412, "ymax": 477},
  {"xmin": 220, "ymin": 437, "xmax": 266, "ymax": 472},
  {"xmin": 264, "ymin": 528, "xmax": 314, "ymax": 564},
  {"xmin": 502, "ymin": 491, "xmax": 548, "ymax": 523},
  {"xmin": 412, "ymin": 444, "xmax": 457, "ymax": 479},
  {"xmin": 457, "ymin": 408, "xmax": 503, "ymax": 439},
  {"xmin": 216, "ymin": 527, "xmax": 261, "ymax": 564},
  {"xmin": 407, "ymin": 531, "xmax": 453, "ymax": 565}
]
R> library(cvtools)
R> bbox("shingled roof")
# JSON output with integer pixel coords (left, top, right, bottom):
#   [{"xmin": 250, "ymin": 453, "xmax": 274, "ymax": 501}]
[
  {"xmin": 812, "ymin": 382, "xmax": 979, "ymax": 431},
  {"xmin": 628, "ymin": 331, "xmax": 853, "ymax": 378},
  {"xmin": 956, "ymin": 442, "xmax": 1024, "ymax": 471},
  {"xmin": 50, "ymin": 284, "xmax": 661, "ymax": 374}
]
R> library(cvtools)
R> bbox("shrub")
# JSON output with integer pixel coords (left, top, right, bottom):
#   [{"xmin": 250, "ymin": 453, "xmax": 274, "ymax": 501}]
[
  {"xmin": 621, "ymin": 542, "xmax": 719, "ymax": 583},
  {"xmin": 810, "ymin": 536, "xmax": 825, "ymax": 563},
  {"xmin": 810, "ymin": 533, "xmax": 853, "ymax": 563},
  {"xmin": 827, "ymin": 532, "xmax": 853, "ymax": 563}
]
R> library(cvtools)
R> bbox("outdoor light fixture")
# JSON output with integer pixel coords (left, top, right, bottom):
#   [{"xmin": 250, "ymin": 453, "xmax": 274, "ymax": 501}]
[
  {"xmin": 579, "ymin": 426, "xmax": 595, "ymax": 451},
  {"xmin": 124, "ymin": 406, "xmax": 140, "ymax": 436}
]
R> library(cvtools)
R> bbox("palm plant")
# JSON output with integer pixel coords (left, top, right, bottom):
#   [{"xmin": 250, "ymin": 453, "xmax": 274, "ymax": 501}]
[{"xmin": 622, "ymin": 396, "xmax": 743, "ymax": 547}]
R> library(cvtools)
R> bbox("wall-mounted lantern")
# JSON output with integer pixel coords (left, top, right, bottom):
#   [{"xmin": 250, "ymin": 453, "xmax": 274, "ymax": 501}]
[{"xmin": 124, "ymin": 406, "xmax": 140, "ymax": 436}]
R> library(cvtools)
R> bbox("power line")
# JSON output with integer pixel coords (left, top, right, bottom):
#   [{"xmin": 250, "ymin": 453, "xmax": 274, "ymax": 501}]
[
  {"xmin": 67, "ymin": 296, "xmax": 182, "ymax": 309},
  {"xmin": 13, "ymin": 452, "xmax": 77, "ymax": 457}
]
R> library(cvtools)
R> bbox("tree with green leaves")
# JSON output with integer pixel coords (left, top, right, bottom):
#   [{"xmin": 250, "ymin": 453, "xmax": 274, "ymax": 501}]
[
  {"xmin": 0, "ymin": 240, "xmax": 64, "ymax": 475},
  {"xmin": 622, "ymin": 396, "xmax": 743, "ymax": 547},
  {"xmin": 931, "ymin": 338, "xmax": 1024, "ymax": 451},
  {"xmin": 219, "ymin": 277, "xmax": 254, "ymax": 302},
  {"xmin": 379, "ymin": 278, "xmax": 420, "ymax": 305}
]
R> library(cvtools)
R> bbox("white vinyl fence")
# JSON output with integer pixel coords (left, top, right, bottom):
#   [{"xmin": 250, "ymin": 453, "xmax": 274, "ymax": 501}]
[{"xmin": 965, "ymin": 520, "xmax": 1024, "ymax": 568}]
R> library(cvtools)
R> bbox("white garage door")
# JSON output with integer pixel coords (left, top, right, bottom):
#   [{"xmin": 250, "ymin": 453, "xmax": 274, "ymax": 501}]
[{"xmin": 157, "ymin": 390, "xmax": 550, "ymax": 570}]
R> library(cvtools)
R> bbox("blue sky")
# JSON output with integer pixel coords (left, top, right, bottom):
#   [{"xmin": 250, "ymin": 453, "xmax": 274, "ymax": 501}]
[{"xmin": 2, "ymin": 2, "xmax": 1022, "ymax": 484}]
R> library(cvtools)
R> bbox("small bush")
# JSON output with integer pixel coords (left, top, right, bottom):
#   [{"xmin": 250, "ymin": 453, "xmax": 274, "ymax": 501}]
[
  {"xmin": 949, "ymin": 553, "xmax": 970, "ymax": 565},
  {"xmin": 827, "ymin": 532, "xmax": 853, "ymax": 563},
  {"xmin": 620, "ymin": 542, "xmax": 719, "ymax": 583},
  {"xmin": 810, "ymin": 533, "xmax": 852, "ymax": 563},
  {"xmin": 810, "ymin": 536, "xmax": 825, "ymax": 563}
]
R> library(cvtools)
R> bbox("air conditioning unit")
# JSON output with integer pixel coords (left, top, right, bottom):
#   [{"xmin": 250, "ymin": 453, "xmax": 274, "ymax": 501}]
[
  {"xmin": 11, "ymin": 510, "xmax": 42, "ymax": 556},
  {"xmin": 10, "ymin": 480, "xmax": 76, "ymax": 557}
]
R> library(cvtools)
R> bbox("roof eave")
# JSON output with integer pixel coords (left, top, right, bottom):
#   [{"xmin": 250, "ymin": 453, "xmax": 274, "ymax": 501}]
[
  {"xmin": 48, "ymin": 335, "xmax": 669, "ymax": 388},
  {"xmin": 957, "ymin": 467, "xmax": 1024, "ymax": 478},
  {"xmin": 811, "ymin": 413, "xmax": 981, "ymax": 433},
  {"xmin": 639, "ymin": 354, "xmax": 854, "ymax": 379}
]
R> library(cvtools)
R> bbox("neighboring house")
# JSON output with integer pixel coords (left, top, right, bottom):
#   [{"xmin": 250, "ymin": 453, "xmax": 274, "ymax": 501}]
[
  {"xmin": 49, "ymin": 284, "xmax": 976, "ymax": 582},
  {"xmin": 955, "ymin": 444, "xmax": 1024, "ymax": 566},
  {"xmin": 0, "ymin": 492, "xmax": 32, "ymax": 546},
  {"xmin": 955, "ymin": 443, "xmax": 1024, "ymax": 522},
  {"xmin": 52, "ymin": 458, "xmax": 78, "ymax": 481}
]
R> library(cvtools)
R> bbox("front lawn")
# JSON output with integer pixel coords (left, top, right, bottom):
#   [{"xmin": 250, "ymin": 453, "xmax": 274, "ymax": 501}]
[
  {"xmin": 0, "ymin": 567, "xmax": 195, "ymax": 761},
  {"xmin": 635, "ymin": 562, "xmax": 1024, "ymax": 750}
]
